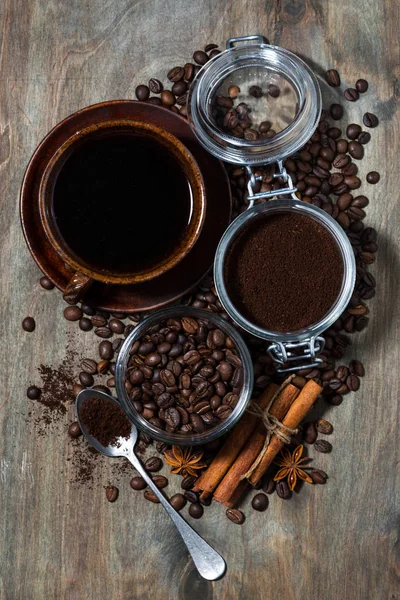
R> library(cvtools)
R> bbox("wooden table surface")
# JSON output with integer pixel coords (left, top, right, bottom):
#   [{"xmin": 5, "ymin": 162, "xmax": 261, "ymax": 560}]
[{"xmin": 1, "ymin": 1, "xmax": 399, "ymax": 598}]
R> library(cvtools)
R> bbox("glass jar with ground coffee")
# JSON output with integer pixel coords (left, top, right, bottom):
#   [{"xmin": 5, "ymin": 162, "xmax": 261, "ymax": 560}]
[{"xmin": 214, "ymin": 199, "xmax": 356, "ymax": 371}]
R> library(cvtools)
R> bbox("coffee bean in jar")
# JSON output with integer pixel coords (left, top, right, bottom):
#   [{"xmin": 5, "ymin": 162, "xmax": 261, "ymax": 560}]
[{"xmin": 123, "ymin": 315, "xmax": 245, "ymax": 436}]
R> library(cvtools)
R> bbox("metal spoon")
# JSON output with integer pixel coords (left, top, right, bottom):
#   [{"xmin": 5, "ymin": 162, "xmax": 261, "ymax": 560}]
[{"xmin": 76, "ymin": 389, "xmax": 226, "ymax": 581}]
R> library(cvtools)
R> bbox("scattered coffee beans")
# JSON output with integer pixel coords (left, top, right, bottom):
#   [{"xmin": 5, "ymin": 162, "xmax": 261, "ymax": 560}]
[
  {"xmin": 189, "ymin": 502, "xmax": 204, "ymax": 518},
  {"xmin": 226, "ymin": 508, "xmax": 245, "ymax": 524},
  {"xmin": 344, "ymin": 88, "xmax": 359, "ymax": 102},
  {"xmin": 22, "ymin": 316, "xmax": 35, "ymax": 332},
  {"xmin": 314, "ymin": 440, "xmax": 332, "ymax": 453},
  {"xmin": 356, "ymin": 79, "xmax": 368, "ymax": 93},
  {"xmin": 64, "ymin": 306, "xmax": 83, "ymax": 321},
  {"xmin": 366, "ymin": 171, "xmax": 380, "ymax": 184},
  {"xmin": 144, "ymin": 456, "xmax": 163, "ymax": 472},
  {"xmin": 363, "ymin": 112, "xmax": 379, "ymax": 128},
  {"xmin": 251, "ymin": 493, "xmax": 269, "ymax": 511},
  {"xmin": 105, "ymin": 486, "xmax": 119, "ymax": 502},
  {"xmin": 39, "ymin": 276, "xmax": 55, "ymax": 290},
  {"xmin": 325, "ymin": 69, "xmax": 340, "ymax": 87},
  {"xmin": 310, "ymin": 469, "xmax": 328, "ymax": 484},
  {"xmin": 315, "ymin": 419, "xmax": 333, "ymax": 435},
  {"xmin": 68, "ymin": 421, "xmax": 82, "ymax": 438},
  {"xmin": 144, "ymin": 489, "xmax": 160, "ymax": 503},
  {"xmin": 27, "ymin": 385, "xmax": 41, "ymax": 400},
  {"xmin": 170, "ymin": 493, "xmax": 187, "ymax": 510},
  {"xmin": 130, "ymin": 476, "xmax": 147, "ymax": 490}
]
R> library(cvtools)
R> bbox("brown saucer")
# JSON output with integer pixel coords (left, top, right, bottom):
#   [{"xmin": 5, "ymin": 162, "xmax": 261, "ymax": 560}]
[{"xmin": 20, "ymin": 101, "xmax": 232, "ymax": 312}]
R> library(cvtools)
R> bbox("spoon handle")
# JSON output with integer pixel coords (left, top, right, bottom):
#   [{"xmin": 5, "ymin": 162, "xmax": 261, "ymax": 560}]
[{"xmin": 126, "ymin": 449, "xmax": 226, "ymax": 581}]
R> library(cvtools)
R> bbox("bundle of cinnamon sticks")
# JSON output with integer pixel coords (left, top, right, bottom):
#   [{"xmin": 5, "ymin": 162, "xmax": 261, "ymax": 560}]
[{"xmin": 194, "ymin": 379, "xmax": 322, "ymax": 507}]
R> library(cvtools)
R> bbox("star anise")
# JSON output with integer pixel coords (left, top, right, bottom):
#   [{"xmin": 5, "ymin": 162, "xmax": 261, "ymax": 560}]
[
  {"xmin": 273, "ymin": 444, "xmax": 313, "ymax": 491},
  {"xmin": 164, "ymin": 446, "xmax": 207, "ymax": 477}
]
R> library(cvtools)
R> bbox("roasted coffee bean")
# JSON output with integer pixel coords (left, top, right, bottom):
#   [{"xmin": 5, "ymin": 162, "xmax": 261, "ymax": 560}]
[
  {"xmin": 244, "ymin": 128, "xmax": 259, "ymax": 141},
  {"xmin": 328, "ymin": 393, "xmax": 343, "ymax": 406},
  {"xmin": 352, "ymin": 195, "xmax": 369, "ymax": 208},
  {"xmin": 81, "ymin": 358, "xmax": 97, "ymax": 374},
  {"xmin": 325, "ymin": 69, "xmax": 340, "ymax": 87},
  {"xmin": 68, "ymin": 421, "xmax": 82, "ymax": 438},
  {"xmin": 161, "ymin": 90, "xmax": 175, "ymax": 106},
  {"xmin": 363, "ymin": 112, "xmax": 379, "ymax": 128},
  {"xmin": 190, "ymin": 413, "xmax": 205, "ymax": 433},
  {"xmin": 349, "ymin": 359, "xmax": 365, "ymax": 377},
  {"xmin": 165, "ymin": 407, "xmax": 181, "ymax": 429},
  {"xmin": 348, "ymin": 141, "xmax": 364, "ymax": 159},
  {"xmin": 39, "ymin": 276, "xmax": 55, "ymax": 290},
  {"xmin": 79, "ymin": 317, "xmax": 93, "ymax": 331},
  {"xmin": 314, "ymin": 439, "xmax": 332, "ymax": 453},
  {"xmin": 152, "ymin": 475, "xmax": 168, "ymax": 489},
  {"xmin": 329, "ymin": 103, "xmax": 343, "ymax": 120},
  {"xmin": 344, "ymin": 88, "xmax": 359, "ymax": 101},
  {"xmin": 81, "ymin": 304, "xmax": 96, "ymax": 316},
  {"xmin": 79, "ymin": 371, "xmax": 94, "ymax": 387},
  {"xmin": 216, "ymin": 404, "xmax": 232, "ymax": 419},
  {"xmin": 366, "ymin": 171, "xmax": 380, "ymax": 184},
  {"xmin": 193, "ymin": 50, "xmax": 209, "ymax": 65},
  {"xmin": 22, "ymin": 316, "xmax": 36, "ymax": 332},
  {"xmin": 226, "ymin": 508, "xmax": 245, "ymax": 524},
  {"xmin": 268, "ymin": 83, "xmax": 280, "ymax": 97},
  {"xmin": 143, "ymin": 489, "xmax": 160, "ymax": 503},
  {"xmin": 347, "ymin": 374, "xmax": 360, "ymax": 391},
  {"xmin": 27, "ymin": 385, "xmax": 41, "ymax": 400},
  {"xmin": 216, "ymin": 96, "xmax": 234, "ymax": 108},
  {"xmin": 303, "ymin": 421, "xmax": 318, "ymax": 444},
  {"xmin": 346, "ymin": 123, "xmax": 362, "ymax": 140},
  {"xmin": 184, "ymin": 490, "xmax": 199, "ymax": 503},
  {"xmin": 311, "ymin": 469, "xmax": 328, "ymax": 484},
  {"xmin": 357, "ymin": 131, "xmax": 371, "ymax": 144},
  {"xmin": 262, "ymin": 478, "xmax": 276, "ymax": 495},
  {"xmin": 315, "ymin": 419, "xmax": 333, "ymax": 434},
  {"xmin": 249, "ymin": 85, "xmax": 263, "ymax": 98},
  {"xmin": 149, "ymin": 78, "xmax": 163, "ymax": 94},
  {"xmin": 97, "ymin": 359, "xmax": 109, "ymax": 375},
  {"xmin": 252, "ymin": 493, "xmax": 269, "ymax": 512},
  {"xmin": 170, "ymin": 493, "xmax": 187, "ymax": 510},
  {"xmin": 199, "ymin": 493, "xmax": 212, "ymax": 506},
  {"xmin": 145, "ymin": 352, "xmax": 162, "ymax": 366},
  {"xmin": 105, "ymin": 486, "xmax": 118, "ymax": 502},
  {"xmin": 95, "ymin": 326, "xmax": 112, "ymax": 339},
  {"xmin": 356, "ymin": 79, "xmax": 368, "ymax": 93},
  {"xmin": 228, "ymin": 85, "xmax": 240, "ymax": 98},
  {"xmin": 333, "ymin": 154, "xmax": 350, "ymax": 169},
  {"xmin": 144, "ymin": 456, "xmax": 163, "ymax": 472},
  {"xmin": 181, "ymin": 475, "xmax": 196, "ymax": 490},
  {"xmin": 168, "ymin": 66, "xmax": 184, "ymax": 82},
  {"xmin": 172, "ymin": 80, "xmax": 187, "ymax": 96},
  {"xmin": 337, "ymin": 193, "xmax": 353, "ymax": 211},
  {"xmin": 189, "ymin": 502, "xmax": 204, "ymax": 519},
  {"xmin": 204, "ymin": 43, "xmax": 219, "ymax": 52},
  {"xmin": 109, "ymin": 318, "xmax": 125, "ymax": 334},
  {"xmin": 64, "ymin": 306, "xmax": 83, "ymax": 321},
  {"xmin": 73, "ymin": 383, "xmax": 85, "ymax": 397},
  {"xmin": 130, "ymin": 476, "xmax": 147, "ymax": 490},
  {"xmin": 92, "ymin": 314, "xmax": 107, "ymax": 327},
  {"xmin": 135, "ymin": 84, "xmax": 150, "ymax": 101},
  {"xmin": 275, "ymin": 480, "xmax": 291, "ymax": 499}
]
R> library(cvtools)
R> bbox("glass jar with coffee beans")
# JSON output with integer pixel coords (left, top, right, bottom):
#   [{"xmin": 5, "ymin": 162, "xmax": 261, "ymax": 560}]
[{"xmin": 115, "ymin": 307, "xmax": 253, "ymax": 445}]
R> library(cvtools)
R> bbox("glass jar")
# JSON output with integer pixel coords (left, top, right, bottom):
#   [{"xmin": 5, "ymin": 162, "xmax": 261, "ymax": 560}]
[
  {"xmin": 214, "ymin": 199, "xmax": 356, "ymax": 372},
  {"xmin": 188, "ymin": 34, "xmax": 322, "ymax": 205},
  {"xmin": 115, "ymin": 306, "xmax": 254, "ymax": 446},
  {"xmin": 188, "ymin": 36, "xmax": 355, "ymax": 371}
]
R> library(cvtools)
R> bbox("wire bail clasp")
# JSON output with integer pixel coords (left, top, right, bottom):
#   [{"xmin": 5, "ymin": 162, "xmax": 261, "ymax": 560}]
[{"xmin": 245, "ymin": 160, "xmax": 298, "ymax": 208}]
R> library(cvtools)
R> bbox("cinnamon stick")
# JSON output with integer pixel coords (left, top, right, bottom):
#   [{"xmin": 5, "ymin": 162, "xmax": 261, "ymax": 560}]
[
  {"xmin": 193, "ymin": 383, "xmax": 279, "ymax": 493},
  {"xmin": 213, "ymin": 383, "xmax": 300, "ymax": 506},
  {"xmin": 248, "ymin": 379, "xmax": 322, "ymax": 486}
]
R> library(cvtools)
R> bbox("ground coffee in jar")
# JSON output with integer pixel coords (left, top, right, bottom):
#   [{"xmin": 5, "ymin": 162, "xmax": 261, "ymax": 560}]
[{"xmin": 224, "ymin": 212, "xmax": 343, "ymax": 332}]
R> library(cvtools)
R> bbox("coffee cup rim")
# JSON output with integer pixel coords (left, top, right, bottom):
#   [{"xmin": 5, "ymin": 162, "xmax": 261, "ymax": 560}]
[{"xmin": 38, "ymin": 118, "xmax": 206, "ymax": 284}]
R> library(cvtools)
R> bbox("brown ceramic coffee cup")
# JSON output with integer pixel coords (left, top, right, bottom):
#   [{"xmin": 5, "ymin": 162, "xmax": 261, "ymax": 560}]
[{"xmin": 38, "ymin": 119, "xmax": 206, "ymax": 304}]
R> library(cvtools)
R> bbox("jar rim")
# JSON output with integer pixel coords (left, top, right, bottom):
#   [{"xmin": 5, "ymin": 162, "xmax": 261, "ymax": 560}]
[
  {"xmin": 188, "ymin": 43, "xmax": 322, "ymax": 165},
  {"xmin": 214, "ymin": 200, "xmax": 356, "ymax": 342},
  {"xmin": 115, "ymin": 305, "xmax": 254, "ymax": 446}
]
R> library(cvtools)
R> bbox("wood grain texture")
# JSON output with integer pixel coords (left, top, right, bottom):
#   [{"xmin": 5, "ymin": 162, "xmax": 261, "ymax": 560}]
[{"xmin": 0, "ymin": 1, "xmax": 399, "ymax": 598}]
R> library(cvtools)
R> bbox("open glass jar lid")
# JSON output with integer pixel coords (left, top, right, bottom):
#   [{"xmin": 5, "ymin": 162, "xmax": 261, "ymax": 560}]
[{"xmin": 188, "ymin": 35, "xmax": 356, "ymax": 371}]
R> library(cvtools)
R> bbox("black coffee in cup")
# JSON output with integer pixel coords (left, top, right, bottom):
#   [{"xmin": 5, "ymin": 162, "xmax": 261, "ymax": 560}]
[{"xmin": 52, "ymin": 132, "xmax": 193, "ymax": 274}]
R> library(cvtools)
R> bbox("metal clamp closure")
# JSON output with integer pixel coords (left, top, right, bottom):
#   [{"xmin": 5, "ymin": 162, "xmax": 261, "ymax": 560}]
[
  {"xmin": 267, "ymin": 336, "xmax": 326, "ymax": 373},
  {"xmin": 246, "ymin": 160, "xmax": 298, "ymax": 208},
  {"xmin": 226, "ymin": 35, "xmax": 268, "ymax": 49}
]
